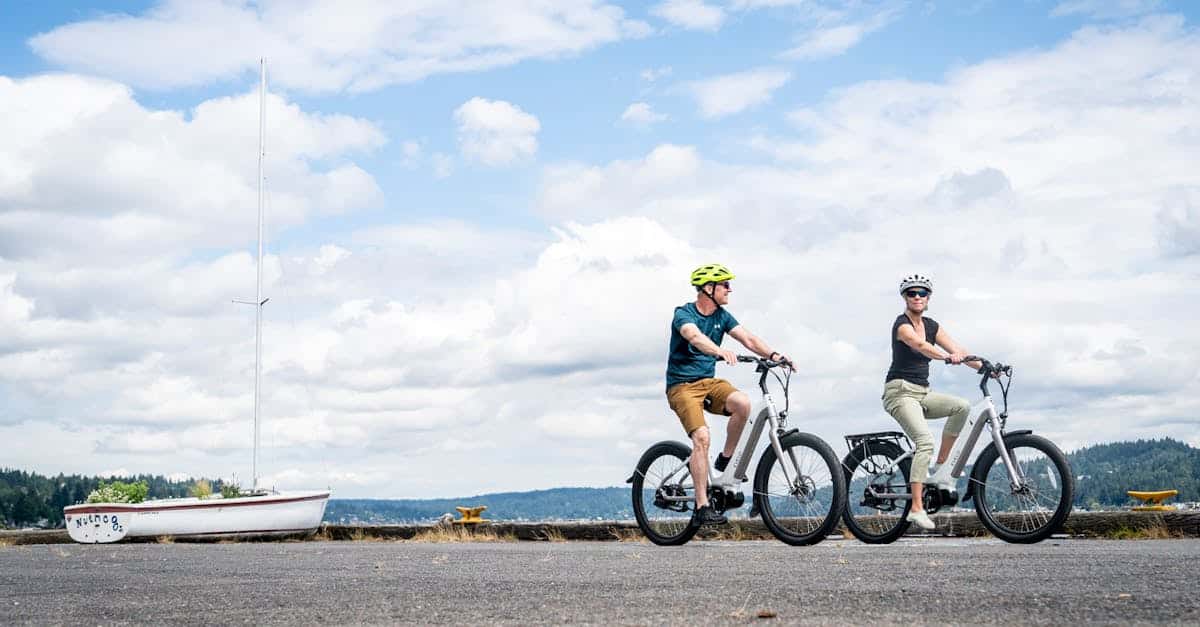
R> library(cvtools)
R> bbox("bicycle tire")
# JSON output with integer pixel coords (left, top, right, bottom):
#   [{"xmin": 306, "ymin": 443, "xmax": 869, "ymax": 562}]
[
  {"xmin": 631, "ymin": 441, "xmax": 700, "ymax": 546},
  {"xmin": 972, "ymin": 433, "xmax": 1074, "ymax": 544},
  {"xmin": 753, "ymin": 431, "xmax": 846, "ymax": 546},
  {"xmin": 840, "ymin": 440, "xmax": 912, "ymax": 544}
]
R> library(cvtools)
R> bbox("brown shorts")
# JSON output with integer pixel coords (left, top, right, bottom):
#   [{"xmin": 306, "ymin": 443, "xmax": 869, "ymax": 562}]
[{"xmin": 666, "ymin": 378, "xmax": 737, "ymax": 435}]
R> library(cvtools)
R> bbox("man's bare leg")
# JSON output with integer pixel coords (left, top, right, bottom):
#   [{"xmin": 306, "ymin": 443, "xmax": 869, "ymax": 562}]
[{"xmin": 690, "ymin": 426, "xmax": 711, "ymax": 508}]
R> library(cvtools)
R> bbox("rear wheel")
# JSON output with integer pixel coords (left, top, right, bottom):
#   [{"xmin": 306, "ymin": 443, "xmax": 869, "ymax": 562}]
[
  {"xmin": 972, "ymin": 433, "xmax": 1073, "ymax": 544},
  {"xmin": 753, "ymin": 432, "xmax": 846, "ymax": 546},
  {"xmin": 631, "ymin": 441, "xmax": 699, "ymax": 546},
  {"xmin": 841, "ymin": 441, "xmax": 912, "ymax": 544}
]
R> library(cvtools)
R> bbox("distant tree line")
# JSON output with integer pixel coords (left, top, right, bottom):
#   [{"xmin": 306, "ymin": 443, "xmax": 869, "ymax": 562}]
[
  {"xmin": 1067, "ymin": 438, "xmax": 1199, "ymax": 510},
  {"xmin": 0, "ymin": 470, "xmax": 227, "ymax": 529}
]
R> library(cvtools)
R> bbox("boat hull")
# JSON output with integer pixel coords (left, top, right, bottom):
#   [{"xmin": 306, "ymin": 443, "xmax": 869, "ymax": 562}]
[{"xmin": 63, "ymin": 490, "xmax": 330, "ymax": 543}]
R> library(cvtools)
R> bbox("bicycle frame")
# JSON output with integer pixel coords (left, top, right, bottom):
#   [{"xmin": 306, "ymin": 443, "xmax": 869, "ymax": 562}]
[
  {"xmin": 652, "ymin": 358, "xmax": 798, "ymax": 504},
  {"xmin": 864, "ymin": 362, "xmax": 1026, "ymax": 500}
]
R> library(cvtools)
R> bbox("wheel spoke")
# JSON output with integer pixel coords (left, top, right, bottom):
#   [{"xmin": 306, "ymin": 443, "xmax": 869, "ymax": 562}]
[
  {"xmin": 757, "ymin": 439, "xmax": 841, "ymax": 544},
  {"xmin": 632, "ymin": 445, "xmax": 700, "ymax": 545},
  {"xmin": 977, "ymin": 441, "xmax": 1069, "ymax": 540},
  {"xmin": 844, "ymin": 447, "xmax": 909, "ymax": 542}
]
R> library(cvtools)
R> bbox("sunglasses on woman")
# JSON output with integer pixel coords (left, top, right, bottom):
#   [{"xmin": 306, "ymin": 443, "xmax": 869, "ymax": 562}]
[{"xmin": 905, "ymin": 289, "xmax": 929, "ymax": 298}]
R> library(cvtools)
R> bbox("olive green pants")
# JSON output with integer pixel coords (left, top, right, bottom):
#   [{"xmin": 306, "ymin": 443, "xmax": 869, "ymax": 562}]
[{"xmin": 882, "ymin": 379, "xmax": 970, "ymax": 484}]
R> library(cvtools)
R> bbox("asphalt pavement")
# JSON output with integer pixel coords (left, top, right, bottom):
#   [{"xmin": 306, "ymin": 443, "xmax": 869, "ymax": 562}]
[{"xmin": 2, "ymin": 538, "xmax": 1196, "ymax": 625}]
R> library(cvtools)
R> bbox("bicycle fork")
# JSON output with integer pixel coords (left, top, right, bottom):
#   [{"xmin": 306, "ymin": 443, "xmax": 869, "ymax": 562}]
[{"xmin": 762, "ymin": 393, "xmax": 807, "ymax": 491}]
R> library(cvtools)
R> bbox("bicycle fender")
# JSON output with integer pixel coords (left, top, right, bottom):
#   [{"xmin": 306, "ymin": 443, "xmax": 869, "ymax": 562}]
[{"xmin": 963, "ymin": 430, "xmax": 1033, "ymax": 502}]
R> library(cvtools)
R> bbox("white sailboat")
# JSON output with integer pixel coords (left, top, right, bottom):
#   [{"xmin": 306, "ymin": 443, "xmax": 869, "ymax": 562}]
[{"xmin": 65, "ymin": 60, "xmax": 331, "ymax": 543}]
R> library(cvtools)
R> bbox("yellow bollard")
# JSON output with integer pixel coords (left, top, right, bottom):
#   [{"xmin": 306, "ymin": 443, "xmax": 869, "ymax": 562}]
[
  {"xmin": 1127, "ymin": 490, "xmax": 1179, "ymax": 511},
  {"xmin": 452, "ymin": 505, "xmax": 490, "ymax": 524}
]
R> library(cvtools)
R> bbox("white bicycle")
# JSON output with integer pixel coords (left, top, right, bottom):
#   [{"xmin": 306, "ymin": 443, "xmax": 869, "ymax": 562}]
[
  {"xmin": 628, "ymin": 356, "xmax": 847, "ymax": 546},
  {"xmin": 841, "ymin": 356, "xmax": 1074, "ymax": 544}
]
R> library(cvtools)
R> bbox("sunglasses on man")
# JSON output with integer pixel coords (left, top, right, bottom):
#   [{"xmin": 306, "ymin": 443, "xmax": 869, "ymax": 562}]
[
  {"xmin": 715, "ymin": 281, "xmax": 731, "ymax": 289},
  {"xmin": 904, "ymin": 289, "xmax": 930, "ymax": 298}
]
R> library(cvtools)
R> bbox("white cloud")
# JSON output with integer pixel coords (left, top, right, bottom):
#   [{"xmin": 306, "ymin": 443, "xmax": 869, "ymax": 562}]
[
  {"xmin": 640, "ymin": 66, "xmax": 673, "ymax": 82},
  {"xmin": 432, "ymin": 153, "xmax": 454, "ymax": 179},
  {"xmin": 398, "ymin": 140, "xmax": 423, "ymax": 167},
  {"xmin": 685, "ymin": 67, "xmax": 792, "ymax": 118},
  {"xmin": 454, "ymin": 97, "xmax": 541, "ymax": 166},
  {"xmin": 620, "ymin": 102, "xmax": 669, "ymax": 126},
  {"xmin": 1157, "ymin": 187, "xmax": 1200, "ymax": 257},
  {"xmin": 1051, "ymin": 0, "xmax": 1164, "ymax": 20},
  {"xmin": 397, "ymin": 140, "xmax": 454, "ymax": 178},
  {"xmin": 729, "ymin": 0, "xmax": 806, "ymax": 7},
  {"xmin": 0, "ymin": 74, "xmax": 382, "ymax": 264},
  {"xmin": 782, "ymin": 7, "xmax": 899, "ymax": 60},
  {"xmin": 651, "ymin": 0, "xmax": 726, "ymax": 31},
  {"xmin": 29, "ymin": 0, "xmax": 651, "ymax": 93}
]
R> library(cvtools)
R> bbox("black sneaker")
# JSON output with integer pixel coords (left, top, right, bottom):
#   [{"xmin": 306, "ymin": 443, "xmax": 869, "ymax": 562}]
[
  {"xmin": 692, "ymin": 505, "xmax": 727, "ymax": 526},
  {"xmin": 714, "ymin": 453, "xmax": 731, "ymax": 472}
]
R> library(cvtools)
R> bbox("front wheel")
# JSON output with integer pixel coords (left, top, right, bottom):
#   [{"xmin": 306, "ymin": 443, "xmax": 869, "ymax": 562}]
[
  {"xmin": 972, "ymin": 433, "xmax": 1074, "ymax": 544},
  {"xmin": 753, "ymin": 432, "xmax": 846, "ymax": 546},
  {"xmin": 631, "ymin": 441, "xmax": 699, "ymax": 546}
]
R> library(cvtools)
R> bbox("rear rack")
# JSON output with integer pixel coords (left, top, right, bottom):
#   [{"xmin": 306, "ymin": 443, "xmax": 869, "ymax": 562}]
[{"xmin": 844, "ymin": 430, "xmax": 910, "ymax": 453}]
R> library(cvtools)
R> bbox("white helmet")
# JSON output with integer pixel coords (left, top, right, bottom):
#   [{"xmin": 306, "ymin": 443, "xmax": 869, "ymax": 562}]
[{"xmin": 899, "ymin": 274, "xmax": 933, "ymax": 294}]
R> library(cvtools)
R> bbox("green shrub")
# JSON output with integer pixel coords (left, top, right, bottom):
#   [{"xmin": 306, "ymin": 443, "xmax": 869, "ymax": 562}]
[
  {"xmin": 190, "ymin": 480, "xmax": 212, "ymax": 499},
  {"xmin": 220, "ymin": 483, "xmax": 243, "ymax": 499},
  {"xmin": 86, "ymin": 480, "xmax": 149, "ymax": 504}
]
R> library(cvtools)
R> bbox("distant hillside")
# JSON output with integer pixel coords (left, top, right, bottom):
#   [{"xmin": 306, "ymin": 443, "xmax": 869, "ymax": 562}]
[
  {"xmin": 1068, "ymin": 438, "xmax": 1199, "ymax": 509},
  {"xmin": 325, "ymin": 487, "xmax": 633, "ymax": 524}
]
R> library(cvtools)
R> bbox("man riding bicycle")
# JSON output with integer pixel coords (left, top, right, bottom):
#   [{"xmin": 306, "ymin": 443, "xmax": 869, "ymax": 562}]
[
  {"xmin": 666, "ymin": 264, "xmax": 791, "ymax": 526},
  {"xmin": 884, "ymin": 274, "xmax": 986, "ymax": 530}
]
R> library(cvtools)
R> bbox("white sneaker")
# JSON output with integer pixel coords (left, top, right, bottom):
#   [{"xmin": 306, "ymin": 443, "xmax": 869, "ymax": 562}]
[{"xmin": 907, "ymin": 510, "xmax": 935, "ymax": 530}]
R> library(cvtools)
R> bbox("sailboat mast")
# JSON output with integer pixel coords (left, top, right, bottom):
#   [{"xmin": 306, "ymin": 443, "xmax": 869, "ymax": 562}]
[{"xmin": 253, "ymin": 58, "xmax": 266, "ymax": 491}]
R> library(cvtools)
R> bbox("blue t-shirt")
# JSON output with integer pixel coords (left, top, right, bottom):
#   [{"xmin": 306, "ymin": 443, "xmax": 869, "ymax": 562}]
[{"xmin": 665, "ymin": 303, "xmax": 740, "ymax": 389}]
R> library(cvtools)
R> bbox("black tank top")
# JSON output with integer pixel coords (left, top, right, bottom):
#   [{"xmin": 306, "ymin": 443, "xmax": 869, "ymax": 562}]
[{"xmin": 886, "ymin": 314, "xmax": 939, "ymax": 386}]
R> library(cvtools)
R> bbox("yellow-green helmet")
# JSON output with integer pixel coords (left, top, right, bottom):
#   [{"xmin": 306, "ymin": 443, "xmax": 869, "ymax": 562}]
[{"xmin": 690, "ymin": 263, "xmax": 735, "ymax": 286}]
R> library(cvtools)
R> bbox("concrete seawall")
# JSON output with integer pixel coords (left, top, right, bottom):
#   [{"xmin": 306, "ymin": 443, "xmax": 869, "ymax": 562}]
[{"xmin": 4, "ymin": 511, "xmax": 1198, "ymax": 544}]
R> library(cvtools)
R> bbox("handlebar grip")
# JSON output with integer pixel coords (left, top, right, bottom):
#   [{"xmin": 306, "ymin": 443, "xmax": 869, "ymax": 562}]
[{"xmin": 736, "ymin": 355, "xmax": 757, "ymax": 363}]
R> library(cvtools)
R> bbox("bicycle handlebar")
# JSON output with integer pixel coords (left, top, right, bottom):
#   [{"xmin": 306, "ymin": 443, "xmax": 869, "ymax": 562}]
[
  {"xmin": 943, "ymin": 354, "xmax": 1012, "ymax": 376},
  {"xmin": 737, "ymin": 354, "xmax": 792, "ymax": 369}
]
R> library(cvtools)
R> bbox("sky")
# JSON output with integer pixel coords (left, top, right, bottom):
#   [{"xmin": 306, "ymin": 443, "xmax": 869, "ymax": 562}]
[{"xmin": 1, "ymin": 0, "xmax": 1198, "ymax": 499}]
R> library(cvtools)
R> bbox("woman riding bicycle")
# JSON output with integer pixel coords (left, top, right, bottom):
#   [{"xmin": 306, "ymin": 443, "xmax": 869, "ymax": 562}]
[
  {"xmin": 884, "ymin": 274, "xmax": 984, "ymax": 530},
  {"xmin": 665, "ymin": 263, "xmax": 791, "ymax": 527}
]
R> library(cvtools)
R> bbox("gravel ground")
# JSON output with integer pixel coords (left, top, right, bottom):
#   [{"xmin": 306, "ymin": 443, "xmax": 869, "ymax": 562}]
[{"xmin": 2, "ymin": 538, "xmax": 1197, "ymax": 625}]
